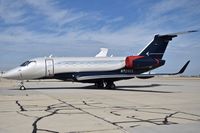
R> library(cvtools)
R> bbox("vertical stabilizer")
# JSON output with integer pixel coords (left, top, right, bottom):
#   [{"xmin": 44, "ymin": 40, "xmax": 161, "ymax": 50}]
[
  {"xmin": 138, "ymin": 34, "xmax": 177, "ymax": 59},
  {"xmin": 138, "ymin": 30, "xmax": 198, "ymax": 59}
]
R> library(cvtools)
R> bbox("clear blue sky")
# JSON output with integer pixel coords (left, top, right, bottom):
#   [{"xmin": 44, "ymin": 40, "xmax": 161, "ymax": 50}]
[{"xmin": 0, "ymin": 0, "xmax": 200, "ymax": 75}]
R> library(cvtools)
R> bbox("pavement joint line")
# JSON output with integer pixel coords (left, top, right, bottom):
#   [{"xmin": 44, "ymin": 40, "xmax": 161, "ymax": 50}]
[{"xmin": 57, "ymin": 98, "xmax": 128, "ymax": 133}]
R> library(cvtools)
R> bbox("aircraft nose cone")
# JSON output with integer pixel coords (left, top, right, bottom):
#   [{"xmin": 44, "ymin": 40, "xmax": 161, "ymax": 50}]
[{"xmin": 2, "ymin": 70, "xmax": 20, "ymax": 80}]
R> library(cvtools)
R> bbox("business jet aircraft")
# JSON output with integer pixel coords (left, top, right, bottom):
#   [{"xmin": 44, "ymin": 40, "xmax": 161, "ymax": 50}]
[{"xmin": 2, "ymin": 30, "xmax": 197, "ymax": 90}]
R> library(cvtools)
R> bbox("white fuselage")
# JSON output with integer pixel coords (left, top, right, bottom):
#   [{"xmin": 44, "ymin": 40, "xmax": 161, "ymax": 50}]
[{"xmin": 2, "ymin": 57, "xmax": 126, "ymax": 80}]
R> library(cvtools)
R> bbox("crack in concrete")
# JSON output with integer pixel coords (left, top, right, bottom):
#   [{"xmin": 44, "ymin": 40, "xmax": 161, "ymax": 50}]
[
  {"xmin": 16, "ymin": 100, "xmax": 27, "ymax": 111},
  {"xmin": 82, "ymin": 100, "xmax": 105, "ymax": 108},
  {"xmin": 66, "ymin": 100, "xmax": 200, "ymax": 129},
  {"xmin": 173, "ymin": 116, "xmax": 200, "ymax": 121},
  {"xmin": 16, "ymin": 111, "xmax": 36, "ymax": 118},
  {"xmin": 126, "ymin": 111, "xmax": 177, "ymax": 125},
  {"xmin": 116, "ymin": 109, "xmax": 200, "ymax": 126},
  {"xmin": 32, "ymin": 108, "xmax": 59, "ymax": 133},
  {"xmin": 64, "ymin": 128, "xmax": 122, "ymax": 133},
  {"xmin": 13, "ymin": 98, "xmax": 200, "ymax": 132},
  {"xmin": 38, "ymin": 128, "xmax": 59, "ymax": 133},
  {"xmin": 31, "ymin": 100, "xmax": 87, "ymax": 133},
  {"xmin": 15, "ymin": 100, "xmax": 60, "ymax": 133},
  {"xmin": 163, "ymin": 112, "xmax": 179, "ymax": 124},
  {"xmin": 129, "ymin": 125, "xmax": 140, "ymax": 128},
  {"xmin": 105, "ymin": 107, "xmax": 199, "ymax": 126},
  {"xmin": 58, "ymin": 99, "xmax": 128, "ymax": 133},
  {"xmin": 110, "ymin": 111, "xmax": 121, "ymax": 116},
  {"xmin": 179, "ymin": 111, "xmax": 200, "ymax": 117},
  {"xmin": 115, "ymin": 117, "xmax": 168, "ymax": 125}
]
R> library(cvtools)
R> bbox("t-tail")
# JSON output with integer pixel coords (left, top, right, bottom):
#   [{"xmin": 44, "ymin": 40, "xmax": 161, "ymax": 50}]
[{"xmin": 138, "ymin": 30, "xmax": 198, "ymax": 59}]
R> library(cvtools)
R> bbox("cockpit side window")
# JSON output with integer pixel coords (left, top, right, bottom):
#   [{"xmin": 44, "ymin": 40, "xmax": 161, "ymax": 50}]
[{"xmin": 20, "ymin": 61, "xmax": 36, "ymax": 66}]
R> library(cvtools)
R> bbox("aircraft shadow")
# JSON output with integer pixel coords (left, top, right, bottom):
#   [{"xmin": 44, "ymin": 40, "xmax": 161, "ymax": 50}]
[{"xmin": 12, "ymin": 83, "xmax": 177, "ymax": 93}]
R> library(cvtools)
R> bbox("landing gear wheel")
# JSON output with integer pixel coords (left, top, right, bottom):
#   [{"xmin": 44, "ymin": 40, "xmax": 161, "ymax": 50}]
[
  {"xmin": 106, "ymin": 82, "xmax": 116, "ymax": 89},
  {"xmin": 95, "ymin": 81, "xmax": 116, "ymax": 89},
  {"xmin": 20, "ymin": 85, "xmax": 26, "ymax": 90},
  {"xmin": 95, "ymin": 82, "xmax": 104, "ymax": 89},
  {"xmin": 109, "ymin": 83, "xmax": 116, "ymax": 89},
  {"xmin": 19, "ymin": 81, "xmax": 26, "ymax": 90}
]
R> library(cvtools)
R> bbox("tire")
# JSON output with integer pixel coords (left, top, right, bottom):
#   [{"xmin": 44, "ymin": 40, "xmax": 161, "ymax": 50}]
[
  {"xmin": 106, "ymin": 82, "xmax": 116, "ymax": 89},
  {"xmin": 20, "ymin": 86, "xmax": 26, "ymax": 90},
  {"xmin": 109, "ymin": 83, "xmax": 116, "ymax": 89},
  {"xmin": 95, "ymin": 82, "xmax": 104, "ymax": 89}
]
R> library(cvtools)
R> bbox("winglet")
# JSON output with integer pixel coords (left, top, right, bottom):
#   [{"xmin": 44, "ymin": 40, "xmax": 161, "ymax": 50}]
[{"xmin": 177, "ymin": 60, "xmax": 190, "ymax": 74}]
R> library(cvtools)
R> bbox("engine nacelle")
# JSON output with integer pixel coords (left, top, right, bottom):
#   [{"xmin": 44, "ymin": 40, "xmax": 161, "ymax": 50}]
[{"xmin": 125, "ymin": 56, "xmax": 165, "ymax": 69}]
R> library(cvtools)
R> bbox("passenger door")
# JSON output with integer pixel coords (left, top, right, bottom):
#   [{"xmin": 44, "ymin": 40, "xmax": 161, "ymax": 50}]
[{"xmin": 45, "ymin": 59, "xmax": 54, "ymax": 77}]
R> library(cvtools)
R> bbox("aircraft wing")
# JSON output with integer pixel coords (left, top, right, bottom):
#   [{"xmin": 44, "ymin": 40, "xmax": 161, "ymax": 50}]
[{"xmin": 76, "ymin": 60, "xmax": 190, "ymax": 81}]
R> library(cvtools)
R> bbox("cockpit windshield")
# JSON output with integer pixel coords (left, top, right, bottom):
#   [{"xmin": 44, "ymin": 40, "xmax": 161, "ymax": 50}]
[{"xmin": 20, "ymin": 61, "xmax": 35, "ymax": 66}]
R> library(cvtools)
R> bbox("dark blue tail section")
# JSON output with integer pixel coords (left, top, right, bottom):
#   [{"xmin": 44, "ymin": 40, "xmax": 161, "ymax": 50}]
[
  {"xmin": 138, "ymin": 34, "xmax": 177, "ymax": 59},
  {"xmin": 138, "ymin": 30, "xmax": 198, "ymax": 59}
]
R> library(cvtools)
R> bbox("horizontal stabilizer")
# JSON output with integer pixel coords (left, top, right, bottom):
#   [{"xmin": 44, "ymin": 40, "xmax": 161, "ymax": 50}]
[
  {"xmin": 136, "ymin": 60, "xmax": 190, "ymax": 76},
  {"xmin": 161, "ymin": 30, "xmax": 198, "ymax": 36}
]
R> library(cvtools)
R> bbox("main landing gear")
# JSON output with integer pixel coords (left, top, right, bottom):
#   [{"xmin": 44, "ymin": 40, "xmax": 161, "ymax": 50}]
[
  {"xmin": 95, "ymin": 81, "xmax": 116, "ymax": 89},
  {"xmin": 19, "ymin": 81, "xmax": 26, "ymax": 90}
]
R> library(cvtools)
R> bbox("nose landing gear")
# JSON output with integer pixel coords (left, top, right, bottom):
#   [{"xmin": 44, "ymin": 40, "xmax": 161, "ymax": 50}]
[{"xmin": 19, "ymin": 81, "xmax": 26, "ymax": 90}]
